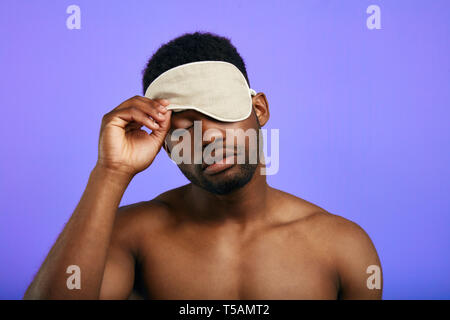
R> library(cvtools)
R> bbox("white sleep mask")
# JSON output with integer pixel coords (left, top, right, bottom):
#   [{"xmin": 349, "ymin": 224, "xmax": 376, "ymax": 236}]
[{"xmin": 144, "ymin": 60, "xmax": 256, "ymax": 122}]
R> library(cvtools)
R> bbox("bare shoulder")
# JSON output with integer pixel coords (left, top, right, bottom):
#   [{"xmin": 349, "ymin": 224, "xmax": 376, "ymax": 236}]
[
  {"xmin": 110, "ymin": 185, "xmax": 189, "ymax": 248},
  {"xmin": 275, "ymin": 189, "xmax": 382, "ymax": 298},
  {"xmin": 272, "ymin": 188, "xmax": 378, "ymax": 257},
  {"xmin": 306, "ymin": 212, "xmax": 383, "ymax": 299},
  {"xmin": 306, "ymin": 210, "xmax": 382, "ymax": 298},
  {"xmin": 306, "ymin": 210, "xmax": 378, "ymax": 260},
  {"xmin": 306, "ymin": 210, "xmax": 375, "ymax": 247}
]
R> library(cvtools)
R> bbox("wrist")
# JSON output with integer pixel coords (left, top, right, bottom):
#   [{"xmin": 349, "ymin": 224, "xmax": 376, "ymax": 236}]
[{"xmin": 92, "ymin": 162, "xmax": 135, "ymax": 185}]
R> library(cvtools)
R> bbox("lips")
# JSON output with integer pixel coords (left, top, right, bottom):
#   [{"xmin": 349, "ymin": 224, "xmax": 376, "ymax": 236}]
[
  {"xmin": 202, "ymin": 148, "xmax": 239, "ymax": 175},
  {"xmin": 203, "ymin": 154, "xmax": 237, "ymax": 175}
]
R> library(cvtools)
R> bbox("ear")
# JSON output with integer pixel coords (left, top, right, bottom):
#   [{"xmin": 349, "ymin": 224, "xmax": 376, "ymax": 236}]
[{"xmin": 252, "ymin": 92, "xmax": 270, "ymax": 127}]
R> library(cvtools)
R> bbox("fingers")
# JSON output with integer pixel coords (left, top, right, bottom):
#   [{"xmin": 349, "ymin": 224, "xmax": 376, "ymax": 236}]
[
  {"xmin": 102, "ymin": 96, "xmax": 171, "ymax": 133},
  {"xmin": 152, "ymin": 110, "xmax": 172, "ymax": 141},
  {"xmin": 103, "ymin": 106, "xmax": 160, "ymax": 132},
  {"xmin": 117, "ymin": 95, "xmax": 168, "ymax": 121}
]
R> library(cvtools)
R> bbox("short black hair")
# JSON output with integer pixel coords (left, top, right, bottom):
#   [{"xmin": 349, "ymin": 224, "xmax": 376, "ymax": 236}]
[{"xmin": 141, "ymin": 31, "xmax": 250, "ymax": 94}]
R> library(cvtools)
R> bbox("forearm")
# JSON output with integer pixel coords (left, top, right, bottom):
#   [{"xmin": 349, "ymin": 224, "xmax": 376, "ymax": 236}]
[{"xmin": 24, "ymin": 165, "xmax": 133, "ymax": 299}]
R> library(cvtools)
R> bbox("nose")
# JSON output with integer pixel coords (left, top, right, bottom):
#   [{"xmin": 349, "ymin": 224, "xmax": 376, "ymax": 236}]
[{"xmin": 200, "ymin": 118, "xmax": 227, "ymax": 149}]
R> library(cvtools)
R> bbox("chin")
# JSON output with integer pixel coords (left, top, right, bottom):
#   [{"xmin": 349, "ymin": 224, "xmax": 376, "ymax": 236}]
[
  {"xmin": 180, "ymin": 163, "xmax": 257, "ymax": 195},
  {"xmin": 201, "ymin": 165, "xmax": 256, "ymax": 195}
]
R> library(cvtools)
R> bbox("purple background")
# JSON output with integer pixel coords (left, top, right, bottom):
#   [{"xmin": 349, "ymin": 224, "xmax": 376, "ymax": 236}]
[{"xmin": 1, "ymin": 0, "xmax": 449, "ymax": 299}]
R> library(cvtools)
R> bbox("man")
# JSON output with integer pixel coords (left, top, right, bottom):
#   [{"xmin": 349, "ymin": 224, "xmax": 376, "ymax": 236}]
[{"xmin": 24, "ymin": 31, "xmax": 382, "ymax": 300}]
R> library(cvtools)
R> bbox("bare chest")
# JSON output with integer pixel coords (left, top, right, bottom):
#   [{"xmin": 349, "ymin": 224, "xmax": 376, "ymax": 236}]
[{"xmin": 136, "ymin": 227, "xmax": 338, "ymax": 299}]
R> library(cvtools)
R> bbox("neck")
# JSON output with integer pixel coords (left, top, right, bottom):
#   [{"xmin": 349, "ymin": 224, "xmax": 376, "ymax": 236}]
[{"xmin": 188, "ymin": 163, "xmax": 272, "ymax": 226}]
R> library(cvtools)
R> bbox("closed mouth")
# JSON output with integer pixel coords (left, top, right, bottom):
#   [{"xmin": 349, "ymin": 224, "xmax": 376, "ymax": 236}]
[{"xmin": 202, "ymin": 151, "xmax": 239, "ymax": 171}]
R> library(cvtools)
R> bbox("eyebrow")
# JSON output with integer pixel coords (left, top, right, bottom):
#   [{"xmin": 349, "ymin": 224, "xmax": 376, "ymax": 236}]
[{"xmin": 171, "ymin": 110, "xmax": 191, "ymax": 119}]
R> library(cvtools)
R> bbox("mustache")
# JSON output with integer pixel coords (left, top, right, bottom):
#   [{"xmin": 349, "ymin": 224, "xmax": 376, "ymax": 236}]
[
  {"xmin": 200, "ymin": 139, "xmax": 245, "ymax": 169},
  {"xmin": 202, "ymin": 138, "xmax": 245, "ymax": 153},
  {"xmin": 201, "ymin": 138, "xmax": 236, "ymax": 154},
  {"xmin": 202, "ymin": 149, "xmax": 240, "ymax": 169}
]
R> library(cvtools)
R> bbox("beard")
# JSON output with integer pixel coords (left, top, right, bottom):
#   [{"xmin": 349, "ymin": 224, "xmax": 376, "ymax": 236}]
[{"xmin": 178, "ymin": 162, "xmax": 258, "ymax": 195}]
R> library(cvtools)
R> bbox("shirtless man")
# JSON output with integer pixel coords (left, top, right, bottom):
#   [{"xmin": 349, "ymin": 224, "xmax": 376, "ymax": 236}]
[{"xmin": 24, "ymin": 32, "xmax": 382, "ymax": 300}]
